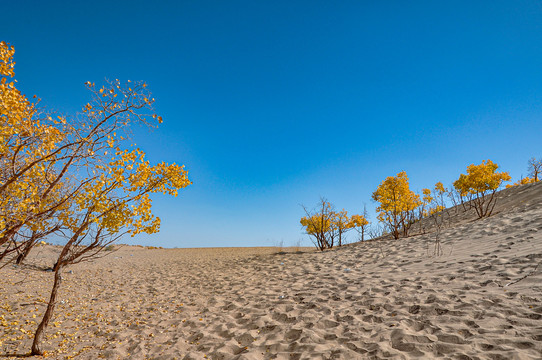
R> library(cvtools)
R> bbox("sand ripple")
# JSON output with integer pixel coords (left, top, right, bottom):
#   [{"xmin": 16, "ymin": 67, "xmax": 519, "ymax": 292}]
[{"xmin": 1, "ymin": 182, "xmax": 542, "ymax": 359}]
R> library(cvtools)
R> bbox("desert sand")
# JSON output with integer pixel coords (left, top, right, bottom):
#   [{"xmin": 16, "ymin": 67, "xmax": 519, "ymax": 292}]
[{"xmin": 1, "ymin": 182, "xmax": 541, "ymax": 359}]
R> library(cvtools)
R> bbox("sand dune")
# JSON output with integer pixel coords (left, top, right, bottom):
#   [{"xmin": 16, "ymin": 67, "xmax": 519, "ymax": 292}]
[{"xmin": 1, "ymin": 182, "xmax": 541, "ymax": 359}]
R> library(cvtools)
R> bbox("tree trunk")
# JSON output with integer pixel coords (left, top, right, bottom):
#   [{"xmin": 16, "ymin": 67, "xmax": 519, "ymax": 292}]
[
  {"xmin": 31, "ymin": 266, "xmax": 63, "ymax": 355},
  {"xmin": 16, "ymin": 240, "xmax": 35, "ymax": 265}
]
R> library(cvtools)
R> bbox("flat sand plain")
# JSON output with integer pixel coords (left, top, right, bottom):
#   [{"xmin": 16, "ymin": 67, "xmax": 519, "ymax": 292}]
[{"xmin": 1, "ymin": 182, "xmax": 542, "ymax": 359}]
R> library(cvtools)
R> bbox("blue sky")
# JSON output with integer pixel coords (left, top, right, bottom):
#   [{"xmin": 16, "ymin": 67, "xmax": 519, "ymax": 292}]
[{"xmin": 3, "ymin": 1, "xmax": 542, "ymax": 247}]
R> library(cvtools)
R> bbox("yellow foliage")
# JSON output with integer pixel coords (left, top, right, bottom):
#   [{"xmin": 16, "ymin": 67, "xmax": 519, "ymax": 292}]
[
  {"xmin": 428, "ymin": 205, "xmax": 445, "ymax": 215},
  {"xmin": 430, "ymin": 181, "xmax": 448, "ymax": 214},
  {"xmin": 333, "ymin": 209, "xmax": 352, "ymax": 230},
  {"xmin": 300, "ymin": 202, "xmax": 333, "ymax": 237},
  {"xmin": 420, "ymin": 188, "xmax": 433, "ymax": 215},
  {"xmin": 0, "ymin": 41, "xmax": 67, "ymax": 242},
  {"xmin": 453, "ymin": 159, "xmax": 511, "ymax": 218},
  {"xmin": 372, "ymin": 171, "xmax": 420, "ymax": 239},
  {"xmin": 434, "ymin": 181, "xmax": 446, "ymax": 194},
  {"xmin": 0, "ymin": 42, "xmax": 191, "ymax": 265},
  {"xmin": 74, "ymin": 148, "xmax": 191, "ymax": 236},
  {"xmin": 301, "ymin": 200, "xmax": 361, "ymax": 249},
  {"xmin": 300, "ymin": 214, "xmax": 331, "ymax": 236},
  {"xmin": 453, "ymin": 159, "xmax": 511, "ymax": 196},
  {"xmin": 349, "ymin": 214, "xmax": 369, "ymax": 228},
  {"xmin": 505, "ymin": 176, "xmax": 537, "ymax": 188},
  {"xmin": 0, "ymin": 41, "xmax": 15, "ymax": 77}
]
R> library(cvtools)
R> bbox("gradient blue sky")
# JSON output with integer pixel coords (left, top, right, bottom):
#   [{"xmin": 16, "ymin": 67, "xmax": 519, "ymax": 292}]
[{"xmin": 4, "ymin": 1, "xmax": 542, "ymax": 247}]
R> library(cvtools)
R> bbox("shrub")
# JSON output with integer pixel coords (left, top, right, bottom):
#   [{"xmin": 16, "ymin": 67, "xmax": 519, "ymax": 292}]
[
  {"xmin": 372, "ymin": 171, "xmax": 421, "ymax": 239},
  {"xmin": 453, "ymin": 160, "xmax": 510, "ymax": 218}
]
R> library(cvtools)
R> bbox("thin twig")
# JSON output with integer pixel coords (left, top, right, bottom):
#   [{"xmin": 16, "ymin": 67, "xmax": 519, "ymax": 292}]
[{"xmin": 505, "ymin": 261, "xmax": 541, "ymax": 287}]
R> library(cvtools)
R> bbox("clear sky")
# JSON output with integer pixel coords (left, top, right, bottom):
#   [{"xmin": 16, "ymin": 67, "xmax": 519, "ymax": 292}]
[{"xmin": 3, "ymin": 1, "xmax": 542, "ymax": 248}]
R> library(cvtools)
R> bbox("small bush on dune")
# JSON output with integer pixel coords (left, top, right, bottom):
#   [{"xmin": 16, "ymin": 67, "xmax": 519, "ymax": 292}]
[
  {"xmin": 300, "ymin": 198, "xmax": 368, "ymax": 250},
  {"xmin": 372, "ymin": 171, "xmax": 420, "ymax": 239},
  {"xmin": 300, "ymin": 199, "xmax": 336, "ymax": 251},
  {"xmin": 453, "ymin": 160, "xmax": 511, "ymax": 218},
  {"xmin": 506, "ymin": 157, "xmax": 541, "ymax": 188}
]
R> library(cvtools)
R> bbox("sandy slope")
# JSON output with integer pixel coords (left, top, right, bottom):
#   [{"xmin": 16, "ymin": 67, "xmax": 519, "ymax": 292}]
[{"xmin": 1, "ymin": 182, "xmax": 541, "ymax": 359}]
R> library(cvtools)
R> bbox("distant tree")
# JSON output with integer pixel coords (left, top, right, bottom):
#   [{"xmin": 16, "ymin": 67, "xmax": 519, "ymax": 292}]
[
  {"xmin": 332, "ymin": 209, "xmax": 362, "ymax": 246},
  {"xmin": 332, "ymin": 209, "xmax": 352, "ymax": 247},
  {"xmin": 420, "ymin": 188, "xmax": 433, "ymax": 216},
  {"xmin": 505, "ymin": 158, "xmax": 542, "ymax": 189},
  {"xmin": 453, "ymin": 160, "xmax": 510, "ymax": 218},
  {"xmin": 372, "ymin": 171, "xmax": 421, "ymax": 239},
  {"xmin": 300, "ymin": 200, "xmax": 367, "ymax": 248},
  {"xmin": 528, "ymin": 157, "xmax": 541, "ymax": 182},
  {"xmin": 301, "ymin": 198, "xmax": 336, "ymax": 251},
  {"xmin": 350, "ymin": 212, "xmax": 369, "ymax": 242},
  {"xmin": 506, "ymin": 176, "xmax": 536, "ymax": 188},
  {"xmin": 416, "ymin": 188, "xmax": 433, "ymax": 234},
  {"xmin": 429, "ymin": 182, "xmax": 447, "ymax": 216}
]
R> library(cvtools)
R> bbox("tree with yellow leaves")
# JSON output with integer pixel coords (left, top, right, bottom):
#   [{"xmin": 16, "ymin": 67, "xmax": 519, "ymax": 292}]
[
  {"xmin": 300, "ymin": 198, "xmax": 335, "ymax": 251},
  {"xmin": 421, "ymin": 188, "xmax": 433, "ymax": 215},
  {"xmin": 414, "ymin": 188, "xmax": 433, "ymax": 234},
  {"xmin": 505, "ymin": 157, "xmax": 541, "ymax": 189},
  {"xmin": 333, "ymin": 209, "xmax": 357, "ymax": 247},
  {"xmin": 0, "ymin": 47, "xmax": 170, "ymax": 264},
  {"xmin": 453, "ymin": 160, "xmax": 510, "ymax": 218},
  {"xmin": 349, "ymin": 211, "xmax": 369, "ymax": 241},
  {"xmin": 301, "ymin": 199, "xmax": 368, "ymax": 249},
  {"xmin": 372, "ymin": 171, "xmax": 421, "ymax": 239},
  {"xmin": 429, "ymin": 181, "xmax": 447, "ymax": 216},
  {"xmin": 0, "ymin": 41, "xmax": 192, "ymax": 355},
  {"xmin": 528, "ymin": 157, "xmax": 541, "ymax": 182}
]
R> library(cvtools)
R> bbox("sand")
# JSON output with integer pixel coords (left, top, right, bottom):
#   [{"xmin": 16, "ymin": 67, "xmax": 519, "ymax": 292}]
[{"xmin": 1, "ymin": 181, "xmax": 542, "ymax": 359}]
